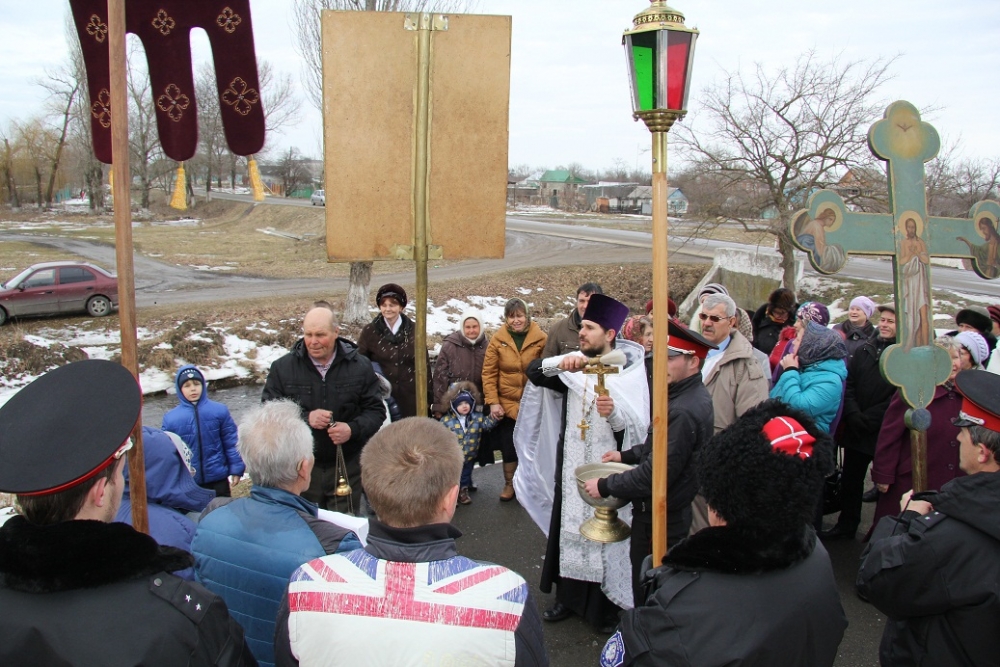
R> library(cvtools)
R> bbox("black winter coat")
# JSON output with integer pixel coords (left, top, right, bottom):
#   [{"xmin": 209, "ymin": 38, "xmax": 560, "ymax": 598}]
[
  {"xmin": 358, "ymin": 314, "xmax": 432, "ymax": 418},
  {"xmin": 750, "ymin": 304, "xmax": 792, "ymax": 356},
  {"xmin": 833, "ymin": 320, "xmax": 876, "ymax": 365},
  {"xmin": 858, "ymin": 471, "xmax": 1000, "ymax": 667},
  {"xmin": 262, "ymin": 337, "xmax": 385, "ymax": 466},
  {"xmin": 605, "ymin": 525, "xmax": 846, "ymax": 667},
  {"xmin": 598, "ymin": 372, "xmax": 713, "ymax": 543},
  {"xmin": 840, "ymin": 336, "xmax": 896, "ymax": 456},
  {"xmin": 0, "ymin": 516, "xmax": 255, "ymax": 667}
]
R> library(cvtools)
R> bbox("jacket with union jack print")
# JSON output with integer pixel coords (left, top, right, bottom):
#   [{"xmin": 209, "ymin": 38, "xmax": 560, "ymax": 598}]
[{"xmin": 275, "ymin": 520, "xmax": 548, "ymax": 667}]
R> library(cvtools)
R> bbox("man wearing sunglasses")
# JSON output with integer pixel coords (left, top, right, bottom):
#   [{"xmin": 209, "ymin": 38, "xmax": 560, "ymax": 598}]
[
  {"xmin": 689, "ymin": 292, "xmax": 770, "ymax": 534},
  {"xmin": 0, "ymin": 360, "xmax": 255, "ymax": 666}
]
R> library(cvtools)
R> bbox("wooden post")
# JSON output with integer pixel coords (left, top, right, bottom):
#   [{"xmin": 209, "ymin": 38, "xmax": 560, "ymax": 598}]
[
  {"xmin": 412, "ymin": 16, "xmax": 433, "ymax": 418},
  {"xmin": 650, "ymin": 130, "xmax": 669, "ymax": 565},
  {"xmin": 108, "ymin": 0, "xmax": 148, "ymax": 534}
]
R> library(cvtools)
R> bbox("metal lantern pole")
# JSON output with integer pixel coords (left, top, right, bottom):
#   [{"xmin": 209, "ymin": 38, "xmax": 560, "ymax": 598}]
[{"xmin": 623, "ymin": 0, "xmax": 698, "ymax": 565}]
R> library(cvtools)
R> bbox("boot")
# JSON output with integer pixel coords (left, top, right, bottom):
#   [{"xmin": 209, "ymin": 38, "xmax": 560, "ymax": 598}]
[{"xmin": 500, "ymin": 462, "xmax": 517, "ymax": 502}]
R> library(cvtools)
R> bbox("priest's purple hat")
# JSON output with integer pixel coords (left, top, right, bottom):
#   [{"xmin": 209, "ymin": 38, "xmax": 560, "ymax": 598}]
[{"xmin": 582, "ymin": 293, "xmax": 630, "ymax": 335}]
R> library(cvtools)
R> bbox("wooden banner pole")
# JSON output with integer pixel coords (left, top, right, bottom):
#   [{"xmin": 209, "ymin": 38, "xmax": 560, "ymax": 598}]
[{"xmin": 108, "ymin": 0, "xmax": 147, "ymax": 534}]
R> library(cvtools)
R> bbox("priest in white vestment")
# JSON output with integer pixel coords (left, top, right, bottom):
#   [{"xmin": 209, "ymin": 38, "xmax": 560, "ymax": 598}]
[{"xmin": 519, "ymin": 293, "xmax": 649, "ymax": 631}]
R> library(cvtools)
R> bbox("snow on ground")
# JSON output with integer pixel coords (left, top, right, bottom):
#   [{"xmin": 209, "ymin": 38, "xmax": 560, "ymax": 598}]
[{"xmin": 0, "ymin": 295, "xmax": 514, "ymax": 407}]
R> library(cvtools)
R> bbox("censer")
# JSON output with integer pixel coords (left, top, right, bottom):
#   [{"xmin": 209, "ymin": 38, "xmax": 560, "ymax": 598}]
[{"xmin": 334, "ymin": 444, "xmax": 353, "ymax": 513}]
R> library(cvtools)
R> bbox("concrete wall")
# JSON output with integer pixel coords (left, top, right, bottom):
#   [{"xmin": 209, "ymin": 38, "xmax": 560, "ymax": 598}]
[{"xmin": 678, "ymin": 246, "xmax": 802, "ymax": 320}]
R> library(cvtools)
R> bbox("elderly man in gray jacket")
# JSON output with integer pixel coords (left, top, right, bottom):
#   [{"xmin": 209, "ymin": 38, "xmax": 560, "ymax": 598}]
[{"xmin": 690, "ymin": 292, "xmax": 770, "ymax": 533}]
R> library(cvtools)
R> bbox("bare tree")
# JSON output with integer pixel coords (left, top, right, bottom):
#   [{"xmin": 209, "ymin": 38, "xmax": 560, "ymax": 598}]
[
  {"xmin": 126, "ymin": 41, "xmax": 169, "ymax": 210},
  {"xmin": 676, "ymin": 52, "xmax": 896, "ymax": 294},
  {"xmin": 36, "ymin": 65, "xmax": 80, "ymax": 205},
  {"xmin": 292, "ymin": 0, "xmax": 475, "ymax": 324},
  {"xmin": 0, "ymin": 130, "xmax": 21, "ymax": 209},
  {"xmin": 272, "ymin": 147, "xmax": 310, "ymax": 196}
]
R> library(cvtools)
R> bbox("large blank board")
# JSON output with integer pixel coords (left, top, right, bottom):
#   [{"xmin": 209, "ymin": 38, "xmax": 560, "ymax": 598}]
[{"xmin": 322, "ymin": 11, "xmax": 511, "ymax": 261}]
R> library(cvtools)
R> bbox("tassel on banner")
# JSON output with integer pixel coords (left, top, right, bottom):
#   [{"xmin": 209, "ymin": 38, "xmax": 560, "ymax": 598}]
[
  {"xmin": 170, "ymin": 162, "xmax": 187, "ymax": 211},
  {"xmin": 249, "ymin": 156, "xmax": 264, "ymax": 202}
]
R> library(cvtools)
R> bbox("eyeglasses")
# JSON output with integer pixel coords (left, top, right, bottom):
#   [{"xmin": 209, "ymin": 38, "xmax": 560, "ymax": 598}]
[
  {"xmin": 698, "ymin": 313, "xmax": 730, "ymax": 323},
  {"xmin": 113, "ymin": 439, "xmax": 134, "ymax": 460}
]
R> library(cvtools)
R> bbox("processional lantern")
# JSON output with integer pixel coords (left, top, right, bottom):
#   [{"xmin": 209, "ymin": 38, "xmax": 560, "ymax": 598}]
[
  {"xmin": 623, "ymin": 0, "xmax": 698, "ymax": 132},
  {"xmin": 599, "ymin": 1, "xmax": 698, "ymax": 564}
]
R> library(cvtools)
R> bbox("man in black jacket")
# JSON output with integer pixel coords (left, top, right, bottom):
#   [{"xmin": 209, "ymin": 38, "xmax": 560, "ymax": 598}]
[
  {"xmin": 583, "ymin": 318, "xmax": 715, "ymax": 605},
  {"xmin": 0, "ymin": 360, "xmax": 255, "ymax": 667},
  {"xmin": 262, "ymin": 306, "xmax": 386, "ymax": 514},
  {"xmin": 821, "ymin": 304, "xmax": 897, "ymax": 540},
  {"xmin": 603, "ymin": 401, "xmax": 846, "ymax": 667},
  {"xmin": 858, "ymin": 369, "xmax": 1000, "ymax": 667}
]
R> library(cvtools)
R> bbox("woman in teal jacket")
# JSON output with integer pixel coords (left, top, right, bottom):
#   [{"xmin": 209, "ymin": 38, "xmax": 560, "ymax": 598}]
[{"xmin": 770, "ymin": 321, "xmax": 848, "ymax": 433}]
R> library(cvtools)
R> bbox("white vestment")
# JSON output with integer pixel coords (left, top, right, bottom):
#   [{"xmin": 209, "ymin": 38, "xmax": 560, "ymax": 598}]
[{"xmin": 514, "ymin": 339, "xmax": 650, "ymax": 609}]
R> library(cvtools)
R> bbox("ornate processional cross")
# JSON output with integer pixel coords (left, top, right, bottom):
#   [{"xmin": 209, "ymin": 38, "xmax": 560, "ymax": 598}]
[
  {"xmin": 579, "ymin": 360, "xmax": 620, "ymax": 439},
  {"xmin": 790, "ymin": 101, "xmax": 1000, "ymax": 488}
]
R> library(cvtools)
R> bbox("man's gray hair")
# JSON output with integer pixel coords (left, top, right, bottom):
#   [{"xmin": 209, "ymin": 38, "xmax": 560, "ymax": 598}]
[
  {"xmin": 237, "ymin": 400, "xmax": 314, "ymax": 489},
  {"xmin": 703, "ymin": 293, "xmax": 736, "ymax": 317}
]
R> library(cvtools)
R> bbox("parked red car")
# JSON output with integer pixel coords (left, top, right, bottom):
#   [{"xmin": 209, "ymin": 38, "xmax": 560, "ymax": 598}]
[{"xmin": 0, "ymin": 261, "xmax": 119, "ymax": 326}]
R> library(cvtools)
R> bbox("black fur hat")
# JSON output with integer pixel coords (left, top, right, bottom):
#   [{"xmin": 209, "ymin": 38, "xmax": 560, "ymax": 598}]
[
  {"xmin": 696, "ymin": 399, "xmax": 833, "ymax": 534},
  {"xmin": 955, "ymin": 306, "xmax": 992, "ymax": 336}
]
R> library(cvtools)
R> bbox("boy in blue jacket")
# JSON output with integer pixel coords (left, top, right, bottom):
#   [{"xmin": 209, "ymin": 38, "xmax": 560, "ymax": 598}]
[
  {"xmin": 439, "ymin": 381, "xmax": 497, "ymax": 505},
  {"xmin": 162, "ymin": 365, "xmax": 244, "ymax": 497}
]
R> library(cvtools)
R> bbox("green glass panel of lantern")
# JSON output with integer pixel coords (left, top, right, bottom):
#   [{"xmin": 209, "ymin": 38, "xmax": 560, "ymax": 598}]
[{"xmin": 631, "ymin": 42, "xmax": 655, "ymax": 111}]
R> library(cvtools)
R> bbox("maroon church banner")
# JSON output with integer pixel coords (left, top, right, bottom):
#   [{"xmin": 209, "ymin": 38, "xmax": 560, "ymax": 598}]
[{"xmin": 69, "ymin": 0, "xmax": 266, "ymax": 164}]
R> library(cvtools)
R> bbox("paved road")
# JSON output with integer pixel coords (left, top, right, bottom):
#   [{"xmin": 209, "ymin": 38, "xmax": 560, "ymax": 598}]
[{"xmin": 207, "ymin": 190, "xmax": 1000, "ymax": 296}]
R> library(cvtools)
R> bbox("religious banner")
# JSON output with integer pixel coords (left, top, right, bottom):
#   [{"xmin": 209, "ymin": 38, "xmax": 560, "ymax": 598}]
[
  {"xmin": 790, "ymin": 100, "xmax": 1000, "ymax": 488},
  {"xmin": 320, "ymin": 11, "xmax": 511, "ymax": 261},
  {"xmin": 69, "ymin": 0, "xmax": 267, "ymax": 208}
]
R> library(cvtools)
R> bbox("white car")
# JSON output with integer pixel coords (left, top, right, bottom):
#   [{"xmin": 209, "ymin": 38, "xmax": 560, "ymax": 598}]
[{"xmin": 311, "ymin": 190, "xmax": 325, "ymax": 206}]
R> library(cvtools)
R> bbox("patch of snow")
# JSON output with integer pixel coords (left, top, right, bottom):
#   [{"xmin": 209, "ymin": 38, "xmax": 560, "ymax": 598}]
[
  {"xmin": 516, "ymin": 287, "xmax": 532, "ymax": 295},
  {"xmin": 23, "ymin": 335, "xmax": 53, "ymax": 348}
]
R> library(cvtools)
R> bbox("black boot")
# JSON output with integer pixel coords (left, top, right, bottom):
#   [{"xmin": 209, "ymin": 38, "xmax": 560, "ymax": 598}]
[{"xmin": 862, "ymin": 487, "xmax": 879, "ymax": 503}]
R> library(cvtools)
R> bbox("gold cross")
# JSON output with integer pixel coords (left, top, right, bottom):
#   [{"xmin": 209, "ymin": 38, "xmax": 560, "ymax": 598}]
[
  {"xmin": 582, "ymin": 360, "xmax": 619, "ymax": 397},
  {"xmin": 578, "ymin": 418, "xmax": 590, "ymax": 440}
]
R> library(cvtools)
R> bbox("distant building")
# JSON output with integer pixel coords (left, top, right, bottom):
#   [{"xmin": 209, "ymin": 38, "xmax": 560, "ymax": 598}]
[
  {"xmin": 579, "ymin": 182, "xmax": 640, "ymax": 212},
  {"xmin": 538, "ymin": 170, "xmax": 590, "ymax": 209},
  {"xmin": 623, "ymin": 185, "xmax": 688, "ymax": 216}
]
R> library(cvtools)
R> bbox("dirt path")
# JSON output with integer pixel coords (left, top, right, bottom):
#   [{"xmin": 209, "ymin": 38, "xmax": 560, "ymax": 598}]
[{"xmin": 1, "ymin": 230, "xmax": 685, "ymax": 308}]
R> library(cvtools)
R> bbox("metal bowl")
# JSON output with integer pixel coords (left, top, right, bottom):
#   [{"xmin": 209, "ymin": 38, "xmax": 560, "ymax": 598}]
[{"xmin": 575, "ymin": 462, "xmax": 634, "ymax": 509}]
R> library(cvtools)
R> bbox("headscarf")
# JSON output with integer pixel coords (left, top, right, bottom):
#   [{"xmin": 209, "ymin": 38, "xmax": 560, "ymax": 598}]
[
  {"xmin": 735, "ymin": 307, "xmax": 754, "ymax": 343},
  {"xmin": 797, "ymin": 321, "xmax": 847, "ymax": 366},
  {"xmin": 796, "ymin": 301, "xmax": 831, "ymax": 327},
  {"xmin": 459, "ymin": 311, "xmax": 484, "ymax": 344},
  {"xmin": 620, "ymin": 315, "xmax": 648, "ymax": 345},
  {"xmin": 698, "ymin": 283, "xmax": 729, "ymax": 301}
]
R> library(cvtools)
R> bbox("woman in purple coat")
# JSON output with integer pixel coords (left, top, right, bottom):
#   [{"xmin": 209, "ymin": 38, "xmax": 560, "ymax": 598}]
[{"xmin": 867, "ymin": 336, "xmax": 965, "ymax": 537}]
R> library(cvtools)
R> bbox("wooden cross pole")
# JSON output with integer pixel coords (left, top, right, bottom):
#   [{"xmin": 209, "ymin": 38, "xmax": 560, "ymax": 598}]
[{"xmin": 790, "ymin": 101, "xmax": 1000, "ymax": 490}]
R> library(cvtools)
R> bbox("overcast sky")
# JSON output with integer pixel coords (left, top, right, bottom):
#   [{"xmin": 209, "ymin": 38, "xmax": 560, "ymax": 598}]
[{"xmin": 2, "ymin": 1, "xmax": 998, "ymax": 174}]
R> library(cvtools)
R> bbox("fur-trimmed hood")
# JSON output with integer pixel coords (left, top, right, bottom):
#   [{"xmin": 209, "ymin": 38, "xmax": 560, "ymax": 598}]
[
  {"xmin": 441, "ymin": 380, "xmax": 481, "ymax": 411},
  {"xmin": 664, "ymin": 523, "xmax": 817, "ymax": 575},
  {"xmin": 0, "ymin": 515, "xmax": 192, "ymax": 593}
]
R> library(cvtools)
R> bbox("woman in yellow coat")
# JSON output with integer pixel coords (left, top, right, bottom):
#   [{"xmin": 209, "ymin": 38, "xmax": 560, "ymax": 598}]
[{"xmin": 482, "ymin": 297, "xmax": 547, "ymax": 501}]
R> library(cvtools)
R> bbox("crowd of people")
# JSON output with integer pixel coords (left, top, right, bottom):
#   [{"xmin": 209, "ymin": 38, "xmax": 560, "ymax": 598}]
[{"xmin": 1, "ymin": 280, "xmax": 999, "ymax": 666}]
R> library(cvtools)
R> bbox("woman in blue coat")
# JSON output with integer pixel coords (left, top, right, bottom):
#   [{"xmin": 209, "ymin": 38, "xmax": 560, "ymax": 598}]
[{"xmin": 770, "ymin": 322, "xmax": 848, "ymax": 433}]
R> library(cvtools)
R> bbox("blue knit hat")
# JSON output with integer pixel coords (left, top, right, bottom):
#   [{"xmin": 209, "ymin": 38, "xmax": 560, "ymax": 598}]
[{"xmin": 451, "ymin": 390, "xmax": 475, "ymax": 413}]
